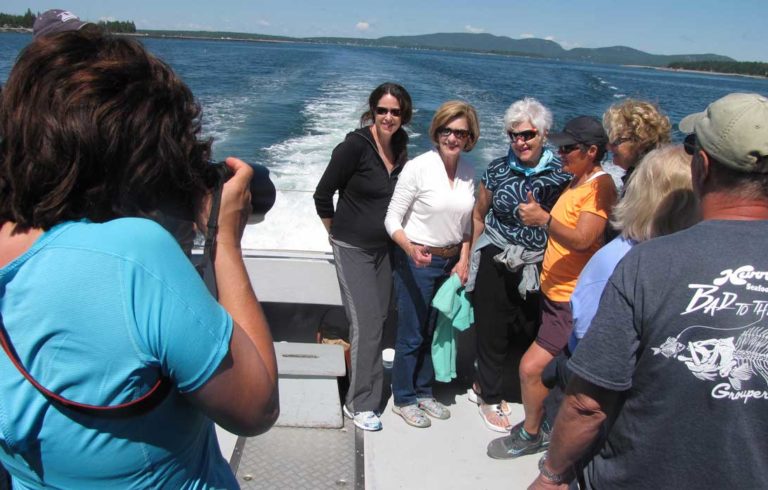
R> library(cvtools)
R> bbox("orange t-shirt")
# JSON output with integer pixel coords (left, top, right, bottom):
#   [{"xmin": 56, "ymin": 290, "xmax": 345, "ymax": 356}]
[{"xmin": 540, "ymin": 172, "xmax": 616, "ymax": 302}]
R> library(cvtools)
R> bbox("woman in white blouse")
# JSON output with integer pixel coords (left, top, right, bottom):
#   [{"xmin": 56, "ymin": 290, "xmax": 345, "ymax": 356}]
[{"xmin": 384, "ymin": 101, "xmax": 480, "ymax": 428}]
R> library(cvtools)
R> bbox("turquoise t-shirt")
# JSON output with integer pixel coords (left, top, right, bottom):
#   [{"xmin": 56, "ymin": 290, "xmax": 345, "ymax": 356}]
[{"xmin": 0, "ymin": 219, "xmax": 237, "ymax": 489}]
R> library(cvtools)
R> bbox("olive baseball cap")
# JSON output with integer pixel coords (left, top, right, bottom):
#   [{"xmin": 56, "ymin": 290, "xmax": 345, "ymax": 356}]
[
  {"xmin": 33, "ymin": 9, "xmax": 90, "ymax": 39},
  {"xmin": 679, "ymin": 92, "xmax": 768, "ymax": 173}
]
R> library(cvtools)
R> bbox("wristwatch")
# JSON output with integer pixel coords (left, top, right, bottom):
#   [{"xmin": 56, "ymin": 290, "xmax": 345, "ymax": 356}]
[
  {"xmin": 541, "ymin": 214, "xmax": 552, "ymax": 231},
  {"xmin": 538, "ymin": 453, "xmax": 572, "ymax": 485}
]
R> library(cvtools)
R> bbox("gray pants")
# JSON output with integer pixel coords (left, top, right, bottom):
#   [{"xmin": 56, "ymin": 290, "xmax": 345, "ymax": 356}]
[{"xmin": 331, "ymin": 238, "xmax": 392, "ymax": 413}]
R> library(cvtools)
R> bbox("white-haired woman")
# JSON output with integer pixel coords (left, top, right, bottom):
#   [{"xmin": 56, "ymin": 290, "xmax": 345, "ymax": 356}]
[{"xmin": 467, "ymin": 97, "xmax": 571, "ymax": 432}]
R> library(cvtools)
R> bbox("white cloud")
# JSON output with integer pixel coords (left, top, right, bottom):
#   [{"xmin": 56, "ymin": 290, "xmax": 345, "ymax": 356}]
[
  {"xmin": 258, "ymin": 19, "xmax": 270, "ymax": 27},
  {"xmin": 355, "ymin": 21, "xmax": 370, "ymax": 32},
  {"xmin": 465, "ymin": 25, "xmax": 485, "ymax": 34},
  {"xmin": 99, "ymin": 16, "xmax": 116, "ymax": 22},
  {"xmin": 560, "ymin": 41, "xmax": 581, "ymax": 50},
  {"xmin": 541, "ymin": 34, "xmax": 580, "ymax": 49},
  {"xmin": 520, "ymin": 33, "xmax": 534, "ymax": 39}
]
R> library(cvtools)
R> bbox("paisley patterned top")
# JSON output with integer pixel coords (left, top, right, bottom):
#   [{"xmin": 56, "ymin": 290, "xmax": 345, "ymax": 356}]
[{"xmin": 482, "ymin": 148, "xmax": 571, "ymax": 251}]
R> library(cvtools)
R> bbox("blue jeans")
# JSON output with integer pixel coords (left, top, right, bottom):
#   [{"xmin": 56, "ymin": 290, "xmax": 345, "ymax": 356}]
[{"xmin": 391, "ymin": 246, "xmax": 457, "ymax": 406}]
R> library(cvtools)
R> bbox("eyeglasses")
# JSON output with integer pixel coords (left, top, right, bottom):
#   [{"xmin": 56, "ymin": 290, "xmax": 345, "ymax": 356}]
[
  {"xmin": 508, "ymin": 130, "xmax": 538, "ymax": 142},
  {"xmin": 610, "ymin": 136, "xmax": 633, "ymax": 147},
  {"xmin": 438, "ymin": 127, "xmax": 471, "ymax": 140},
  {"xmin": 558, "ymin": 143, "xmax": 583, "ymax": 154},
  {"xmin": 683, "ymin": 134, "xmax": 697, "ymax": 155},
  {"xmin": 375, "ymin": 107, "xmax": 402, "ymax": 117}
]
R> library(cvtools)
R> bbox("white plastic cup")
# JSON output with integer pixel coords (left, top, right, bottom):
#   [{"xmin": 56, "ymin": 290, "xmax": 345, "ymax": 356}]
[{"xmin": 382, "ymin": 348, "xmax": 395, "ymax": 369}]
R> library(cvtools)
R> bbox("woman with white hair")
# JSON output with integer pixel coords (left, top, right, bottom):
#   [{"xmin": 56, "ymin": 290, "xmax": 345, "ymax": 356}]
[{"xmin": 467, "ymin": 97, "xmax": 571, "ymax": 432}]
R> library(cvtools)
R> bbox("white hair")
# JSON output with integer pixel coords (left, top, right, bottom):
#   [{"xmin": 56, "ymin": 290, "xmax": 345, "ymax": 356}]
[{"xmin": 503, "ymin": 97, "xmax": 553, "ymax": 133}]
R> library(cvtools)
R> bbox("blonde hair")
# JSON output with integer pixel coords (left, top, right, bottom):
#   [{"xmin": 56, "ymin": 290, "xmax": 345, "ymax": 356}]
[
  {"xmin": 603, "ymin": 99, "xmax": 671, "ymax": 156},
  {"xmin": 611, "ymin": 145, "xmax": 699, "ymax": 241},
  {"xmin": 429, "ymin": 100, "xmax": 480, "ymax": 151}
]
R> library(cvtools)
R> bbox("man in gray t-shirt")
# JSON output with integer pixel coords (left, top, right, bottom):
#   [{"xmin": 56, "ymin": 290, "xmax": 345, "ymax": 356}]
[{"xmin": 528, "ymin": 92, "xmax": 768, "ymax": 489}]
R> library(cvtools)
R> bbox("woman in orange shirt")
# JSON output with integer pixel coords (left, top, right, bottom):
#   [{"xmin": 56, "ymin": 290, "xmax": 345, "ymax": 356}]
[{"xmin": 487, "ymin": 116, "xmax": 617, "ymax": 459}]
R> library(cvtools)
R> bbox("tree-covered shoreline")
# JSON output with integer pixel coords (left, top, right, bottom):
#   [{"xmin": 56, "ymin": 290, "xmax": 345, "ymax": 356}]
[
  {"xmin": 666, "ymin": 61, "xmax": 768, "ymax": 78},
  {"xmin": 0, "ymin": 9, "xmax": 135, "ymax": 33}
]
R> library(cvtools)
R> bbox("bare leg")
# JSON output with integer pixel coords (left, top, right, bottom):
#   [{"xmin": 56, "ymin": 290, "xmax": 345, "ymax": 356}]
[{"xmin": 519, "ymin": 342, "xmax": 554, "ymax": 435}]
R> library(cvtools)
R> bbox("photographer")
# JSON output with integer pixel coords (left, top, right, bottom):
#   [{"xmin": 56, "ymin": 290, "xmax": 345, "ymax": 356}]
[{"xmin": 0, "ymin": 30, "xmax": 277, "ymax": 488}]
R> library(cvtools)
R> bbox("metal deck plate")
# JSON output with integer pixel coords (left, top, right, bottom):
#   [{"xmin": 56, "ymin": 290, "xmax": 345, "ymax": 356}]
[{"xmin": 235, "ymin": 418, "xmax": 359, "ymax": 489}]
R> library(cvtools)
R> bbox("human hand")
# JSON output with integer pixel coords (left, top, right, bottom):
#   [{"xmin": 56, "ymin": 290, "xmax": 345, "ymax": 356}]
[
  {"xmin": 217, "ymin": 157, "xmax": 254, "ymax": 248},
  {"xmin": 527, "ymin": 474, "xmax": 570, "ymax": 490},
  {"xmin": 451, "ymin": 259, "xmax": 469, "ymax": 284},
  {"xmin": 408, "ymin": 243, "xmax": 432, "ymax": 267},
  {"xmin": 517, "ymin": 191, "xmax": 548, "ymax": 227}
]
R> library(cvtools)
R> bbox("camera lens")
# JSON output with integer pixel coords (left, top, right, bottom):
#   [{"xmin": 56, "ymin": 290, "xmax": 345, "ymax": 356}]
[{"xmin": 207, "ymin": 160, "xmax": 276, "ymax": 216}]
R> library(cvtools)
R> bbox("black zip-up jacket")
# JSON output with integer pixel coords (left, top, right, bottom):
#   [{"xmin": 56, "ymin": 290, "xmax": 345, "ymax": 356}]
[{"xmin": 313, "ymin": 126, "xmax": 407, "ymax": 249}]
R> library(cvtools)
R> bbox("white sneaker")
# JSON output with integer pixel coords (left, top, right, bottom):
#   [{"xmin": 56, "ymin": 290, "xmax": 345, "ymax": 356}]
[{"xmin": 343, "ymin": 405, "xmax": 382, "ymax": 431}]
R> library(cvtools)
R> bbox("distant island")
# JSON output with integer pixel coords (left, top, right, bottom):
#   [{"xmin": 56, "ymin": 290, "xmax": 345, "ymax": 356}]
[
  {"xmin": 667, "ymin": 61, "xmax": 768, "ymax": 78},
  {"xmin": 2, "ymin": 9, "xmax": 765, "ymax": 78}
]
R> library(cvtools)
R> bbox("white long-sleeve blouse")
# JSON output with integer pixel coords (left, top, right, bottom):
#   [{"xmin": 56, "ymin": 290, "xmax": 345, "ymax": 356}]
[{"xmin": 384, "ymin": 149, "xmax": 475, "ymax": 247}]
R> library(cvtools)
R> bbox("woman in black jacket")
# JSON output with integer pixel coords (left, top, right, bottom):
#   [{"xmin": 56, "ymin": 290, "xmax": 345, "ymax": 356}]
[{"xmin": 313, "ymin": 82, "xmax": 412, "ymax": 431}]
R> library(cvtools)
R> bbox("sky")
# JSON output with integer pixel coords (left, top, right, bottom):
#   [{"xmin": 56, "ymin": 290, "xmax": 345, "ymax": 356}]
[{"xmin": 4, "ymin": 0, "xmax": 767, "ymax": 62}]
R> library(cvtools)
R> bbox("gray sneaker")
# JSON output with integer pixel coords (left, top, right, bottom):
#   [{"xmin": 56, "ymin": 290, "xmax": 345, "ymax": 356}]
[
  {"xmin": 343, "ymin": 405, "xmax": 383, "ymax": 431},
  {"xmin": 417, "ymin": 398, "xmax": 451, "ymax": 420},
  {"xmin": 392, "ymin": 404, "xmax": 431, "ymax": 428},
  {"xmin": 487, "ymin": 421, "xmax": 545, "ymax": 459},
  {"xmin": 541, "ymin": 420, "xmax": 552, "ymax": 449}
]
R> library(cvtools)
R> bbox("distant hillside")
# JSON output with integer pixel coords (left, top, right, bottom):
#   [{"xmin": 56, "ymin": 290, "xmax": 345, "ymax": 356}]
[
  {"xmin": 565, "ymin": 45, "xmax": 732, "ymax": 66},
  {"xmin": 128, "ymin": 29, "xmax": 738, "ymax": 67},
  {"xmin": 377, "ymin": 32, "xmax": 567, "ymax": 57},
  {"xmin": 325, "ymin": 33, "xmax": 733, "ymax": 66}
]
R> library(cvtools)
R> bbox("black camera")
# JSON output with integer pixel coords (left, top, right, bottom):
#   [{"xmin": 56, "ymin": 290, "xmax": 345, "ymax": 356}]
[
  {"xmin": 194, "ymin": 161, "xmax": 277, "ymax": 294},
  {"xmin": 206, "ymin": 160, "xmax": 276, "ymax": 217}
]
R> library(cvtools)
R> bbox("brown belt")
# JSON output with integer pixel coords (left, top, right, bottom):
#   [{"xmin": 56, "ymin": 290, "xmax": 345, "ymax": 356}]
[{"xmin": 412, "ymin": 242, "xmax": 461, "ymax": 258}]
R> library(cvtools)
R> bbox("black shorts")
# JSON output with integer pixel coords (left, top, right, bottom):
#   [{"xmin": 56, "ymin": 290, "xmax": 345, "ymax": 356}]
[{"xmin": 535, "ymin": 295, "xmax": 573, "ymax": 356}]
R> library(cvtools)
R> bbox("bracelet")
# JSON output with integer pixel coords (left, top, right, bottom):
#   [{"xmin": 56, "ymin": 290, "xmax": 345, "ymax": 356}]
[{"xmin": 538, "ymin": 454, "xmax": 572, "ymax": 485}]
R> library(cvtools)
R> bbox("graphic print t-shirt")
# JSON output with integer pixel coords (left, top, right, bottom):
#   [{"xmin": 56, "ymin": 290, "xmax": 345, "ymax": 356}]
[{"xmin": 570, "ymin": 220, "xmax": 768, "ymax": 489}]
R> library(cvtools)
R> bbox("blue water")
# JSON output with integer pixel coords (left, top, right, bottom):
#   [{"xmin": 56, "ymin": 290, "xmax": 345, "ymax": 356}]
[{"xmin": 2, "ymin": 33, "xmax": 767, "ymax": 250}]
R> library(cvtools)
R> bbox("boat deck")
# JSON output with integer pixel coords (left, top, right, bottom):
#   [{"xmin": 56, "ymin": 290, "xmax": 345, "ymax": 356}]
[
  {"xmin": 221, "ymin": 381, "xmax": 540, "ymax": 489},
  {"xmin": 219, "ymin": 249, "xmax": 541, "ymax": 489},
  {"xmin": 365, "ymin": 385, "xmax": 539, "ymax": 489}
]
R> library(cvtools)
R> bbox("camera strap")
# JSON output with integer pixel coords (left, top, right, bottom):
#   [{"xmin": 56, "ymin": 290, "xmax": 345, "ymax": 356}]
[
  {"xmin": 0, "ymin": 312, "xmax": 172, "ymax": 417},
  {"xmin": 195, "ymin": 182, "xmax": 224, "ymax": 297}
]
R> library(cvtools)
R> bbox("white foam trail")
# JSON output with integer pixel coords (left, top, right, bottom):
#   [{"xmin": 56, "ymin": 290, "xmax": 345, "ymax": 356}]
[
  {"xmin": 199, "ymin": 94, "xmax": 249, "ymax": 144},
  {"xmin": 476, "ymin": 114, "xmax": 511, "ymax": 166},
  {"xmin": 242, "ymin": 81, "xmax": 370, "ymax": 252},
  {"xmin": 601, "ymin": 160, "xmax": 626, "ymax": 189}
]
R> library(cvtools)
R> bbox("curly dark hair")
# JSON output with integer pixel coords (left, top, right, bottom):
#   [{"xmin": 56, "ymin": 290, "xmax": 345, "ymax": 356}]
[{"xmin": 0, "ymin": 30, "xmax": 212, "ymax": 230}]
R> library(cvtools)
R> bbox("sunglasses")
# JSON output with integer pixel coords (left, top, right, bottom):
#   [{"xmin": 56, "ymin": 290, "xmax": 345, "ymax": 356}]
[
  {"xmin": 683, "ymin": 134, "xmax": 697, "ymax": 155},
  {"xmin": 558, "ymin": 143, "xmax": 583, "ymax": 154},
  {"xmin": 508, "ymin": 130, "xmax": 538, "ymax": 142},
  {"xmin": 375, "ymin": 106, "xmax": 402, "ymax": 117},
  {"xmin": 610, "ymin": 136, "xmax": 633, "ymax": 147},
  {"xmin": 438, "ymin": 127, "xmax": 471, "ymax": 140}
]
